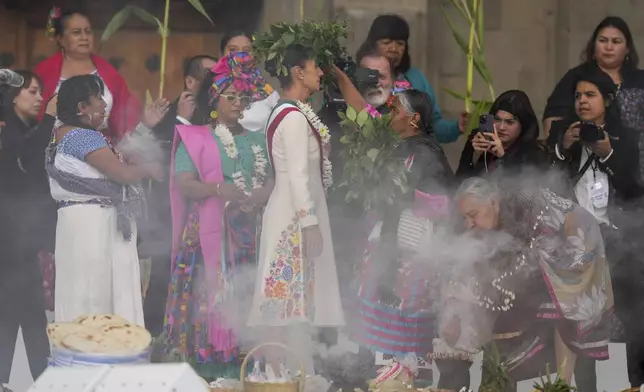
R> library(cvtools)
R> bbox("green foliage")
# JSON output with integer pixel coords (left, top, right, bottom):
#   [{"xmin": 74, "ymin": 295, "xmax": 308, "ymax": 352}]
[
  {"xmin": 533, "ymin": 363, "xmax": 577, "ymax": 392},
  {"xmin": 101, "ymin": 0, "xmax": 213, "ymax": 43},
  {"xmin": 252, "ymin": 21, "xmax": 348, "ymax": 83},
  {"xmin": 186, "ymin": 0, "xmax": 213, "ymax": 25},
  {"xmin": 102, "ymin": 5, "xmax": 165, "ymax": 42},
  {"xmin": 479, "ymin": 342, "xmax": 512, "ymax": 392},
  {"xmin": 443, "ymin": 88, "xmax": 493, "ymax": 135},
  {"xmin": 441, "ymin": 0, "xmax": 495, "ymax": 136},
  {"xmin": 335, "ymin": 108, "xmax": 408, "ymax": 214}
]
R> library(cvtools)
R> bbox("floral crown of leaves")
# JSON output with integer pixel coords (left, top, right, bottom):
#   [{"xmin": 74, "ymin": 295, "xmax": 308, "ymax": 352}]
[{"xmin": 46, "ymin": 6, "xmax": 62, "ymax": 39}]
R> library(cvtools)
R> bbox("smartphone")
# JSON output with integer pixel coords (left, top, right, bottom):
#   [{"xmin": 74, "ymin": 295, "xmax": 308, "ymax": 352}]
[{"xmin": 478, "ymin": 114, "xmax": 495, "ymax": 140}]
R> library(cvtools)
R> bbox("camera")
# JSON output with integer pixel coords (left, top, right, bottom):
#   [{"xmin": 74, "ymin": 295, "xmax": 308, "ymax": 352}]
[
  {"xmin": 336, "ymin": 58, "xmax": 379, "ymax": 91},
  {"xmin": 579, "ymin": 120, "xmax": 604, "ymax": 143},
  {"xmin": 324, "ymin": 57, "xmax": 379, "ymax": 109}
]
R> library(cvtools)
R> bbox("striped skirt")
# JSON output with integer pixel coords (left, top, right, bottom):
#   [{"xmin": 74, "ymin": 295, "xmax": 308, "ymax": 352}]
[{"xmin": 349, "ymin": 208, "xmax": 437, "ymax": 359}]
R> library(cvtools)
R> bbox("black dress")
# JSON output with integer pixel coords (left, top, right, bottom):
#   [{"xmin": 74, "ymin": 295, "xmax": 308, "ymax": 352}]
[{"xmin": 0, "ymin": 111, "xmax": 55, "ymax": 384}]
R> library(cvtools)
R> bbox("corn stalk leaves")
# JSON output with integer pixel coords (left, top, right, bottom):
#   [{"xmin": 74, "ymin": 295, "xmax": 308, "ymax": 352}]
[
  {"xmin": 187, "ymin": 0, "xmax": 214, "ymax": 25},
  {"xmin": 441, "ymin": 9, "xmax": 492, "ymax": 86},
  {"xmin": 145, "ymin": 89, "xmax": 153, "ymax": 105},
  {"xmin": 101, "ymin": 5, "xmax": 165, "ymax": 42},
  {"xmin": 441, "ymin": 0, "xmax": 495, "ymax": 115},
  {"xmin": 476, "ymin": 0, "xmax": 485, "ymax": 50},
  {"xmin": 445, "ymin": 0, "xmax": 481, "ymax": 50}
]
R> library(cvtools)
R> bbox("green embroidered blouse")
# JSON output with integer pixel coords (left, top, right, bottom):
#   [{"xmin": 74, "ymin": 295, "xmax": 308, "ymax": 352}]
[{"xmin": 174, "ymin": 128, "xmax": 269, "ymax": 185}]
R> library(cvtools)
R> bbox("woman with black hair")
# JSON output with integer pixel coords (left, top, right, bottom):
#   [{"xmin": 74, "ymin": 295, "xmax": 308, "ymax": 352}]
[
  {"xmin": 544, "ymin": 16, "xmax": 644, "ymax": 138},
  {"xmin": 548, "ymin": 66, "xmax": 644, "ymax": 389},
  {"xmin": 48, "ymin": 74, "xmax": 165, "ymax": 325},
  {"xmin": 349, "ymin": 89, "xmax": 455, "ymax": 385},
  {"xmin": 248, "ymin": 43, "xmax": 344, "ymax": 373},
  {"xmin": 161, "ymin": 52, "xmax": 274, "ymax": 379},
  {"xmin": 456, "ymin": 90, "xmax": 549, "ymax": 178},
  {"xmin": 0, "ymin": 70, "xmax": 54, "ymax": 392},
  {"xmin": 365, "ymin": 14, "xmax": 469, "ymax": 144},
  {"xmin": 34, "ymin": 7, "xmax": 140, "ymax": 142}
]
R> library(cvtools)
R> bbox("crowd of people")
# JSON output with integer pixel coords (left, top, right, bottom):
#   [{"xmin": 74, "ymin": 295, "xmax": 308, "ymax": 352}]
[{"xmin": 1, "ymin": 6, "xmax": 643, "ymax": 392}]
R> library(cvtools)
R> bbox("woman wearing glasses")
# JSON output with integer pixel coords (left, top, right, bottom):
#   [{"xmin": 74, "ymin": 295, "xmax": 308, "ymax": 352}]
[
  {"xmin": 162, "ymin": 53, "xmax": 274, "ymax": 379},
  {"xmin": 455, "ymin": 90, "xmax": 548, "ymax": 179}
]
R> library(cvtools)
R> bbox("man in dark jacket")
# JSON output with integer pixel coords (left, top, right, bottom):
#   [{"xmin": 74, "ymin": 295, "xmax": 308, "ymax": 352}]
[{"xmin": 142, "ymin": 54, "xmax": 216, "ymax": 335}]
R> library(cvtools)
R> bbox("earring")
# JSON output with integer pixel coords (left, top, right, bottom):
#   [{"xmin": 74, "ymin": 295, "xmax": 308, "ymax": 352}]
[
  {"xmin": 410, "ymin": 120, "xmax": 419, "ymax": 129},
  {"xmin": 210, "ymin": 110, "xmax": 218, "ymax": 119},
  {"xmin": 626, "ymin": 54, "xmax": 631, "ymax": 61}
]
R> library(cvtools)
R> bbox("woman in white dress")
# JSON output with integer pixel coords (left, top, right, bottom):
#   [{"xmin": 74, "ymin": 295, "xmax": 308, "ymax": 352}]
[
  {"xmin": 47, "ymin": 74, "xmax": 166, "ymax": 325},
  {"xmin": 248, "ymin": 44, "xmax": 344, "ymax": 368}
]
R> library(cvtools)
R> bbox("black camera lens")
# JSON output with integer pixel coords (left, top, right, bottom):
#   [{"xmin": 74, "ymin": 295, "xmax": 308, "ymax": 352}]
[{"xmin": 579, "ymin": 120, "xmax": 604, "ymax": 143}]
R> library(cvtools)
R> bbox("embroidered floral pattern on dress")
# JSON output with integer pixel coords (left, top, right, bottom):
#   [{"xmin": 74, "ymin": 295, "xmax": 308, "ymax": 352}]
[{"xmin": 260, "ymin": 208, "xmax": 315, "ymax": 322}]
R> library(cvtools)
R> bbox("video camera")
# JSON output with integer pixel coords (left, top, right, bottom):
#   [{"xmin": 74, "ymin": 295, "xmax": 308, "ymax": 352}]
[{"xmin": 323, "ymin": 57, "xmax": 379, "ymax": 109}]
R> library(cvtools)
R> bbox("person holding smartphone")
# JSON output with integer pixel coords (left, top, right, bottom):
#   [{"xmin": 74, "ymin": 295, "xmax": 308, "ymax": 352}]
[{"xmin": 456, "ymin": 90, "xmax": 548, "ymax": 179}]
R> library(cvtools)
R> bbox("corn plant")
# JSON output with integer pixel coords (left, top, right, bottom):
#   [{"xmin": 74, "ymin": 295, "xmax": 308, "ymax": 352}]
[
  {"xmin": 441, "ymin": 0, "xmax": 495, "ymax": 135},
  {"xmin": 101, "ymin": 0, "xmax": 214, "ymax": 99}
]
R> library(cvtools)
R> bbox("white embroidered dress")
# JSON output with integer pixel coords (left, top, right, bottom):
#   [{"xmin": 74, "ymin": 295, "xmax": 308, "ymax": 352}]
[{"xmin": 248, "ymin": 102, "xmax": 344, "ymax": 327}]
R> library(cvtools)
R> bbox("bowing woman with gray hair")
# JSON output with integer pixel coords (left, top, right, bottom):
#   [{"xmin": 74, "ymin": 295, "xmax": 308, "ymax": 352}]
[{"xmin": 435, "ymin": 177, "xmax": 612, "ymax": 391}]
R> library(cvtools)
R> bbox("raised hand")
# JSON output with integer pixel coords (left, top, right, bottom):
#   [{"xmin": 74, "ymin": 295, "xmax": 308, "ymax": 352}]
[
  {"xmin": 177, "ymin": 91, "xmax": 197, "ymax": 121},
  {"xmin": 142, "ymin": 98, "xmax": 170, "ymax": 128}
]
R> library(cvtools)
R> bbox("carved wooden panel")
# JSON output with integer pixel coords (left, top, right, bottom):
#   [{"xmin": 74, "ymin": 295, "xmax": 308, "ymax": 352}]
[{"xmin": 19, "ymin": 0, "xmax": 263, "ymax": 33}]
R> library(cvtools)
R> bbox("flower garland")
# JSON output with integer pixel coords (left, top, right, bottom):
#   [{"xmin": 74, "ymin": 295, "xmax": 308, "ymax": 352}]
[
  {"xmin": 213, "ymin": 123, "xmax": 267, "ymax": 195},
  {"xmin": 295, "ymin": 100, "xmax": 333, "ymax": 190}
]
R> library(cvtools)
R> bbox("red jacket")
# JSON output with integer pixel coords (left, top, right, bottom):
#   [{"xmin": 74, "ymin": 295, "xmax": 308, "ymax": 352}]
[{"xmin": 34, "ymin": 51, "xmax": 141, "ymax": 142}]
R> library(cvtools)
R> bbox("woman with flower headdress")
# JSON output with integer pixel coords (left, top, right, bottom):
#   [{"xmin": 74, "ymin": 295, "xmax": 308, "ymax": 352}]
[
  {"xmin": 35, "ymin": 7, "xmax": 140, "ymax": 142},
  {"xmin": 162, "ymin": 52, "xmax": 274, "ymax": 379}
]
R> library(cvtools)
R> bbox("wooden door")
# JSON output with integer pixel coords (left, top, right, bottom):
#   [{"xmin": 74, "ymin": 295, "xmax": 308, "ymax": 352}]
[{"xmin": 28, "ymin": 28, "xmax": 223, "ymax": 101}]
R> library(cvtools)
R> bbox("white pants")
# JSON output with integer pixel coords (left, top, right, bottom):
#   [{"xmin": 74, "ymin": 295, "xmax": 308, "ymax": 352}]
[{"xmin": 54, "ymin": 204, "xmax": 144, "ymax": 327}]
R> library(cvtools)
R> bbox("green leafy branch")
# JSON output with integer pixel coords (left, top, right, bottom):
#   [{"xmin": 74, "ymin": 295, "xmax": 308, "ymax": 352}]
[
  {"xmin": 253, "ymin": 21, "xmax": 348, "ymax": 84},
  {"xmin": 336, "ymin": 108, "xmax": 408, "ymax": 214}
]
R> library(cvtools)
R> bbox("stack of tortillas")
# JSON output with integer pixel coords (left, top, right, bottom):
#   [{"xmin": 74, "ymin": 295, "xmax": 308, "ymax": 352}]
[{"xmin": 47, "ymin": 314, "xmax": 152, "ymax": 356}]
